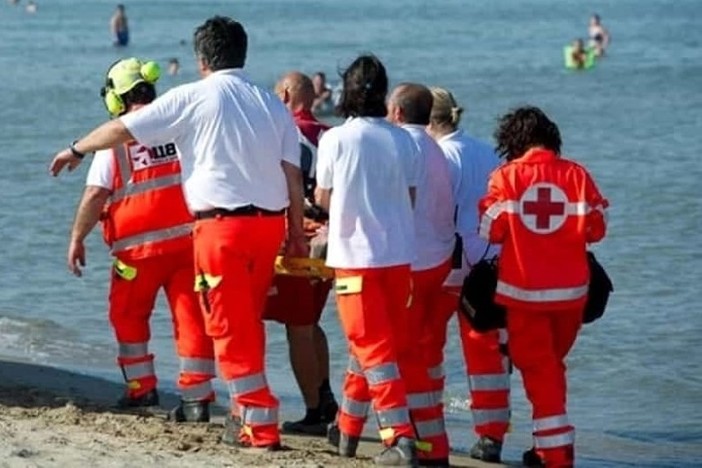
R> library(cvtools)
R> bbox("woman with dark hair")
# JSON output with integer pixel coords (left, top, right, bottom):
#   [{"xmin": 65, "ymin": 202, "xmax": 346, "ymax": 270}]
[
  {"xmin": 315, "ymin": 55, "xmax": 423, "ymax": 466},
  {"xmin": 479, "ymin": 106, "xmax": 609, "ymax": 468}
]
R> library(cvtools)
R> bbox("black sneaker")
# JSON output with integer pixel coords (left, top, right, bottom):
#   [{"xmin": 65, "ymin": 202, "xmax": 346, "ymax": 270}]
[
  {"xmin": 469, "ymin": 436, "xmax": 503, "ymax": 463},
  {"xmin": 320, "ymin": 393, "xmax": 339, "ymax": 423},
  {"xmin": 168, "ymin": 399, "xmax": 210, "ymax": 423},
  {"xmin": 327, "ymin": 422, "xmax": 360, "ymax": 458},
  {"xmin": 522, "ymin": 447, "xmax": 546, "ymax": 467},
  {"xmin": 116, "ymin": 389, "xmax": 159, "ymax": 408},
  {"xmin": 281, "ymin": 417, "xmax": 327, "ymax": 436},
  {"xmin": 373, "ymin": 437, "xmax": 419, "ymax": 466}
]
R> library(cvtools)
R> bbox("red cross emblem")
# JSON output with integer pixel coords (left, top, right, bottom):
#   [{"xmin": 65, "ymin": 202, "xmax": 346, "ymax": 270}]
[{"xmin": 519, "ymin": 183, "xmax": 567, "ymax": 233}]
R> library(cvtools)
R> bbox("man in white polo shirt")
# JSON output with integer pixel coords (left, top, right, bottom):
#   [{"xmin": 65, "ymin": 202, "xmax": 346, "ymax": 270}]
[
  {"xmin": 387, "ymin": 82, "xmax": 455, "ymax": 467},
  {"xmin": 50, "ymin": 16, "xmax": 306, "ymax": 451}
]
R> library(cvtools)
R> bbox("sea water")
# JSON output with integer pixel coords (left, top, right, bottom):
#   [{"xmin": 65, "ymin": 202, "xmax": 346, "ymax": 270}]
[{"xmin": 1, "ymin": 1, "xmax": 701, "ymax": 466}]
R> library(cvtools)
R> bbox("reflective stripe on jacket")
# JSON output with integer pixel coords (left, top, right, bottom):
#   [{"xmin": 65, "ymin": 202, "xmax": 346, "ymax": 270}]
[
  {"xmin": 478, "ymin": 149, "xmax": 608, "ymax": 310},
  {"xmin": 102, "ymin": 141, "xmax": 193, "ymax": 260}
]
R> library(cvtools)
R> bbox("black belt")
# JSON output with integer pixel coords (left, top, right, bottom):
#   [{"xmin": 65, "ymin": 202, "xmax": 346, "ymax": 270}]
[{"xmin": 195, "ymin": 205, "xmax": 285, "ymax": 220}]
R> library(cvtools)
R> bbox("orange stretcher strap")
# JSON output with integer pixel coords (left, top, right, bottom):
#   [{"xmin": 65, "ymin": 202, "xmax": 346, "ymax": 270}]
[{"xmin": 274, "ymin": 256, "xmax": 334, "ymax": 279}]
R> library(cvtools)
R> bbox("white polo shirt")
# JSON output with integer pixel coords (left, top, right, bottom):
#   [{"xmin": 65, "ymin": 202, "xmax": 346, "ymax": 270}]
[
  {"xmin": 121, "ymin": 69, "xmax": 300, "ymax": 212},
  {"xmin": 316, "ymin": 117, "xmax": 419, "ymax": 269},
  {"xmin": 438, "ymin": 129, "xmax": 500, "ymax": 265},
  {"xmin": 402, "ymin": 125, "xmax": 455, "ymax": 271}
]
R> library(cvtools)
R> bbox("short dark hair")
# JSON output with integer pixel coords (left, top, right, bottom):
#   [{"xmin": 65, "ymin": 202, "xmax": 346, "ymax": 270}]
[
  {"xmin": 193, "ymin": 16, "xmax": 247, "ymax": 71},
  {"xmin": 122, "ymin": 82, "xmax": 156, "ymax": 109},
  {"xmin": 336, "ymin": 54, "xmax": 388, "ymax": 118},
  {"xmin": 392, "ymin": 83, "xmax": 433, "ymax": 125},
  {"xmin": 494, "ymin": 106, "xmax": 562, "ymax": 160}
]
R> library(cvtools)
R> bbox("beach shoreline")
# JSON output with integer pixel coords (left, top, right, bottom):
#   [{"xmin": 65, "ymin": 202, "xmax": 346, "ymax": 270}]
[{"xmin": 0, "ymin": 358, "xmax": 508, "ymax": 467}]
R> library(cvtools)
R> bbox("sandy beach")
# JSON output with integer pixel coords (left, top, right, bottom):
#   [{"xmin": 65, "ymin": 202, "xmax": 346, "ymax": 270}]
[{"xmin": 0, "ymin": 359, "xmax": 512, "ymax": 468}]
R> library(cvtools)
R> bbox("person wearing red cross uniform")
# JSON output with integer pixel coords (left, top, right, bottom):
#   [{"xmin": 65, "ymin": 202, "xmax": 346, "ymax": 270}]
[{"xmin": 479, "ymin": 106, "xmax": 608, "ymax": 468}]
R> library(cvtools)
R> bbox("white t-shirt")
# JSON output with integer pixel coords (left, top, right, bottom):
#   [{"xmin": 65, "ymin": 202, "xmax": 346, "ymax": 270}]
[
  {"xmin": 316, "ymin": 117, "xmax": 419, "ymax": 269},
  {"xmin": 121, "ymin": 69, "xmax": 300, "ymax": 212},
  {"xmin": 402, "ymin": 125, "xmax": 455, "ymax": 271},
  {"xmin": 438, "ymin": 129, "xmax": 500, "ymax": 266},
  {"xmin": 86, "ymin": 149, "xmax": 114, "ymax": 189}
]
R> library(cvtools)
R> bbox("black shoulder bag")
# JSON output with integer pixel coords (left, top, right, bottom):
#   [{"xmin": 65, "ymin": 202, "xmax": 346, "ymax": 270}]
[
  {"xmin": 458, "ymin": 242, "xmax": 506, "ymax": 332},
  {"xmin": 583, "ymin": 251, "xmax": 614, "ymax": 324}
]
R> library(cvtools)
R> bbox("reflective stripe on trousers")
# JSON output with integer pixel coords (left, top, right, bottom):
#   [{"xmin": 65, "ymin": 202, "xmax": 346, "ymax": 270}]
[
  {"xmin": 180, "ymin": 357, "xmax": 216, "ymax": 376},
  {"xmin": 365, "ymin": 362, "xmax": 401, "ymax": 385},
  {"xmin": 341, "ymin": 397, "xmax": 370, "ymax": 418},
  {"xmin": 415, "ymin": 418, "xmax": 446, "ymax": 438},
  {"xmin": 534, "ymin": 414, "xmax": 569, "ymax": 432},
  {"xmin": 180, "ymin": 380, "xmax": 213, "ymax": 402},
  {"xmin": 407, "ymin": 391, "xmax": 443, "ymax": 409},
  {"xmin": 241, "ymin": 406, "xmax": 278, "ymax": 426},
  {"xmin": 376, "ymin": 406, "xmax": 411, "ymax": 427},
  {"xmin": 122, "ymin": 361, "xmax": 155, "ymax": 380},
  {"xmin": 472, "ymin": 407, "xmax": 510, "ymax": 425},
  {"xmin": 468, "ymin": 373, "xmax": 511, "ymax": 391},
  {"xmin": 118, "ymin": 342, "xmax": 148, "ymax": 359},
  {"xmin": 535, "ymin": 430, "xmax": 575, "ymax": 449},
  {"xmin": 228, "ymin": 372, "xmax": 267, "ymax": 398}
]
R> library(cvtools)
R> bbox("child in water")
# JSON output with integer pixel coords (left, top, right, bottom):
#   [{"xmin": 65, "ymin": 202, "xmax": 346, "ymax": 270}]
[{"xmin": 570, "ymin": 39, "xmax": 587, "ymax": 69}]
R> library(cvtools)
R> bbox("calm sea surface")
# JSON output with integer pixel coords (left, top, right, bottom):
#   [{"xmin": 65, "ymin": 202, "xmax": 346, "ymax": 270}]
[{"xmin": 1, "ymin": 1, "xmax": 701, "ymax": 466}]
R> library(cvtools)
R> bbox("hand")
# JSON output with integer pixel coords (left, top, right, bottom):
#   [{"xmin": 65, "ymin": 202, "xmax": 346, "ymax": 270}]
[
  {"xmin": 67, "ymin": 239, "xmax": 86, "ymax": 277},
  {"xmin": 284, "ymin": 232, "xmax": 309, "ymax": 259},
  {"xmin": 50, "ymin": 148, "xmax": 82, "ymax": 176}
]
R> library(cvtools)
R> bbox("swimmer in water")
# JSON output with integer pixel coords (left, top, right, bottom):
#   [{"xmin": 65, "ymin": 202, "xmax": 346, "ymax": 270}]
[
  {"xmin": 588, "ymin": 14, "xmax": 610, "ymax": 57},
  {"xmin": 111, "ymin": 4, "xmax": 129, "ymax": 47},
  {"xmin": 311, "ymin": 72, "xmax": 333, "ymax": 114},
  {"xmin": 570, "ymin": 39, "xmax": 588, "ymax": 69},
  {"xmin": 26, "ymin": 1, "xmax": 37, "ymax": 13},
  {"xmin": 167, "ymin": 58, "xmax": 180, "ymax": 76}
]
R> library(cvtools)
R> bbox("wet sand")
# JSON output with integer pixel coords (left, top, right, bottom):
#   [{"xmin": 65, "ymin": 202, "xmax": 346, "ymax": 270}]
[{"xmin": 0, "ymin": 359, "xmax": 512, "ymax": 467}]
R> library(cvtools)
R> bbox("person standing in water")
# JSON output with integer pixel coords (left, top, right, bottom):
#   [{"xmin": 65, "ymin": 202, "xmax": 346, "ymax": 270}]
[
  {"xmin": 111, "ymin": 4, "xmax": 129, "ymax": 47},
  {"xmin": 588, "ymin": 14, "xmax": 610, "ymax": 57}
]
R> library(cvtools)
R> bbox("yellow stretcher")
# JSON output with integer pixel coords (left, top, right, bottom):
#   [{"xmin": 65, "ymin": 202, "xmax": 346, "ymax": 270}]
[{"xmin": 274, "ymin": 256, "xmax": 334, "ymax": 279}]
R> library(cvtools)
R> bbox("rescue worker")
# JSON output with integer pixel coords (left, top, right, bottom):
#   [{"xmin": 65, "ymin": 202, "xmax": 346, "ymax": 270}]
[
  {"xmin": 426, "ymin": 87, "xmax": 509, "ymax": 463},
  {"xmin": 66, "ymin": 58, "xmax": 215, "ymax": 421},
  {"xmin": 268, "ymin": 71, "xmax": 338, "ymax": 435},
  {"xmin": 315, "ymin": 55, "xmax": 422, "ymax": 466},
  {"xmin": 50, "ymin": 17, "xmax": 306, "ymax": 450},
  {"xmin": 386, "ymin": 83, "xmax": 455, "ymax": 467},
  {"xmin": 479, "ymin": 106, "xmax": 608, "ymax": 467}
]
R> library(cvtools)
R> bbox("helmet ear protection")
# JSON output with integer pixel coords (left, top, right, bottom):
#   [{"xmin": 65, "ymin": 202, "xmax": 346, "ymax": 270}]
[{"xmin": 100, "ymin": 59, "xmax": 161, "ymax": 117}]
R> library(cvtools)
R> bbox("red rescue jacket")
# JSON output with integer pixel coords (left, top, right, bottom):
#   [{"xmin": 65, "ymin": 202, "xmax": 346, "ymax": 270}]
[{"xmin": 478, "ymin": 148, "xmax": 608, "ymax": 310}]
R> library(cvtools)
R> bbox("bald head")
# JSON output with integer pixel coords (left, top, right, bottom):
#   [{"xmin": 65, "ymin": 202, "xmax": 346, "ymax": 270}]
[
  {"xmin": 388, "ymin": 83, "xmax": 434, "ymax": 125},
  {"xmin": 275, "ymin": 71, "xmax": 316, "ymax": 112}
]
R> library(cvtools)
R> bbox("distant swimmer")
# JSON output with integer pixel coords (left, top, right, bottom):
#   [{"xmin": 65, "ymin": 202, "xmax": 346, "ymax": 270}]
[
  {"xmin": 589, "ymin": 13, "xmax": 610, "ymax": 56},
  {"xmin": 167, "ymin": 58, "xmax": 180, "ymax": 76},
  {"xmin": 111, "ymin": 4, "xmax": 129, "ymax": 47},
  {"xmin": 311, "ymin": 72, "xmax": 333, "ymax": 115},
  {"xmin": 25, "ymin": 0, "xmax": 37, "ymax": 13}
]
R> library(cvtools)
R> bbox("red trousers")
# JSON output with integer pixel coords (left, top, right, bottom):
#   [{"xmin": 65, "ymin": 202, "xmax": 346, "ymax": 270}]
[
  {"xmin": 508, "ymin": 306, "xmax": 582, "ymax": 468},
  {"xmin": 434, "ymin": 285, "xmax": 511, "ymax": 444},
  {"xmin": 193, "ymin": 215, "xmax": 285, "ymax": 447},
  {"xmin": 109, "ymin": 249, "xmax": 215, "ymax": 401},
  {"xmin": 458, "ymin": 317, "xmax": 511, "ymax": 442},
  {"xmin": 410, "ymin": 259, "xmax": 452, "ymax": 462},
  {"xmin": 335, "ymin": 265, "xmax": 418, "ymax": 446}
]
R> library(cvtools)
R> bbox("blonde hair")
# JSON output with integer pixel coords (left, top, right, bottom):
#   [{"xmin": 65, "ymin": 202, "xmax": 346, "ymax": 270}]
[{"xmin": 429, "ymin": 86, "xmax": 464, "ymax": 129}]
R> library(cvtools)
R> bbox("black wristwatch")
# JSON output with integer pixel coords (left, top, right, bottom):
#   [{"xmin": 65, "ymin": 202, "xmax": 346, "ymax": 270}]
[{"xmin": 69, "ymin": 140, "xmax": 86, "ymax": 160}]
